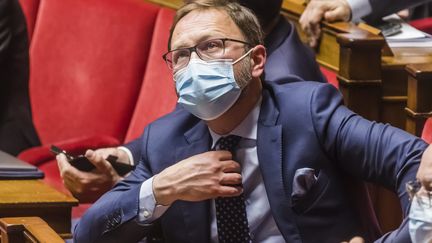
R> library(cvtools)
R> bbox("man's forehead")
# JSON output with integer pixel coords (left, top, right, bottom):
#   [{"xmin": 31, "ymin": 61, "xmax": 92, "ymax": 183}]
[{"xmin": 171, "ymin": 8, "xmax": 243, "ymax": 49}]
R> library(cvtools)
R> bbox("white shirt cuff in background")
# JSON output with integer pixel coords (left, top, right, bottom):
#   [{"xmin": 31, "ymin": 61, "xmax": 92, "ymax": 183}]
[{"xmin": 347, "ymin": 0, "xmax": 372, "ymax": 22}]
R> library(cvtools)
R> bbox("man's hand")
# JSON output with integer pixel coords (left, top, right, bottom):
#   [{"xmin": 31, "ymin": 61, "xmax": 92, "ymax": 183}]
[
  {"xmin": 299, "ymin": 0, "xmax": 352, "ymax": 47},
  {"xmin": 153, "ymin": 151, "xmax": 243, "ymax": 206},
  {"xmin": 341, "ymin": 236, "xmax": 364, "ymax": 243},
  {"xmin": 417, "ymin": 144, "xmax": 432, "ymax": 191},
  {"xmin": 57, "ymin": 147, "xmax": 130, "ymax": 203}
]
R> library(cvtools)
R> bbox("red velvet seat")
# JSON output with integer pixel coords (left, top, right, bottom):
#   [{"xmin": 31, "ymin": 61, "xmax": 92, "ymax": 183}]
[
  {"xmin": 19, "ymin": 4, "xmax": 177, "ymax": 218},
  {"xmin": 422, "ymin": 118, "xmax": 432, "ymax": 143},
  {"xmin": 319, "ymin": 66, "xmax": 338, "ymax": 89},
  {"xmin": 410, "ymin": 17, "xmax": 432, "ymax": 35},
  {"xmin": 18, "ymin": 0, "xmax": 40, "ymax": 40},
  {"xmin": 125, "ymin": 7, "xmax": 178, "ymax": 142},
  {"xmin": 18, "ymin": 0, "xmax": 161, "ymax": 187}
]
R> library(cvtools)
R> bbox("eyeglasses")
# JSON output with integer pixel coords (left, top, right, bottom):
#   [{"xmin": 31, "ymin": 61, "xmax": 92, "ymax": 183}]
[
  {"xmin": 162, "ymin": 38, "xmax": 252, "ymax": 71},
  {"xmin": 406, "ymin": 180, "xmax": 432, "ymax": 208}
]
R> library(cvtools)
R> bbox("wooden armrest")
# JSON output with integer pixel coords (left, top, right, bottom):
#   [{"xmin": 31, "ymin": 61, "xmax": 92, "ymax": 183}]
[
  {"xmin": 405, "ymin": 63, "xmax": 432, "ymax": 136},
  {"xmin": 0, "ymin": 217, "xmax": 63, "ymax": 243}
]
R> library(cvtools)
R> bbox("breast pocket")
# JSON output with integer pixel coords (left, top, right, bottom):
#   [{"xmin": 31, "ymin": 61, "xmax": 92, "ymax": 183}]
[{"xmin": 291, "ymin": 170, "xmax": 329, "ymax": 214}]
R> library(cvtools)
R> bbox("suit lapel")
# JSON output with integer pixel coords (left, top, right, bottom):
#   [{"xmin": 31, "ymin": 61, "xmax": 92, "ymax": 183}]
[
  {"xmin": 257, "ymin": 88, "xmax": 301, "ymax": 242},
  {"xmin": 173, "ymin": 120, "xmax": 212, "ymax": 242}
]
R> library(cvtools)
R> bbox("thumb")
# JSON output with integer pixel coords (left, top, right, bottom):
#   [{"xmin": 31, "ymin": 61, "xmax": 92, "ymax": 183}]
[
  {"xmin": 349, "ymin": 236, "xmax": 364, "ymax": 243},
  {"xmin": 324, "ymin": 8, "xmax": 345, "ymax": 22},
  {"xmin": 85, "ymin": 149, "xmax": 95, "ymax": 159},
  {"xmin": 85, "ymin": 149, "xmax": 111, "ymax": 173}
]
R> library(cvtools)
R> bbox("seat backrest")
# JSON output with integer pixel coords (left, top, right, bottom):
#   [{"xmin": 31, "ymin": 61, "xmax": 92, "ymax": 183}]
[
  {"xmin": 29, "ymin": 0, "xmax": 160, "ymax": 145},
  {"xmin": 422, "ymin": 118, "xmax": 432, "ymax": 143},
  {"xmin": 319, "ymin": 66, "xmax": 338, "ymax": 89},
  {"xmin": 410, "ymin": 17, "xmax": 432, "ymax": 35},
  {"xmin": 124, "ymin": 7, "xmax": 178, "ymax": 142},
  {"xmin": 18, "ymin": 0, "xmax": 40, "ymax": 40}
]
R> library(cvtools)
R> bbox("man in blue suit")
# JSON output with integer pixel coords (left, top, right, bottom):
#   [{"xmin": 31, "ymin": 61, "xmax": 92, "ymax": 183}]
[
  {"xmin": 57, "ymin": 0, "xmax": 326, "ymax": 203},
  {"xmin": 73, "ymin": 0, "xmax": 430, "ymax": 242}
]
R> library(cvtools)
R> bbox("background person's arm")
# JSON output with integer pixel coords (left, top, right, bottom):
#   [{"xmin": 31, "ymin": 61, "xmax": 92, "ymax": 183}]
[{"xmin": 299, "ymin": 0, "xmax": 431, "ymax": 47}]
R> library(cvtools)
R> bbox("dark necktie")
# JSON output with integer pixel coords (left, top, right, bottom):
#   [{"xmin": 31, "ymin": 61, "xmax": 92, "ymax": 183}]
[{"xmin": 215, "ymin": 135, "xmax": 251, "ymax": 243}]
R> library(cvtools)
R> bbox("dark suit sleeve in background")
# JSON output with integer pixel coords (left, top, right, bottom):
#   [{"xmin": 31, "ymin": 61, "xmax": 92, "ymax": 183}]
[{"xmin": 0, "ymin": 0, "xmax": 40, "ymax": 155}]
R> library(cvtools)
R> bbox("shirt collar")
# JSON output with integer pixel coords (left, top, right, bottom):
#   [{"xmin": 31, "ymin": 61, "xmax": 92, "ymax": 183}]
[{"xmin": 208, "ymin": 97, "xmax": 262, "ymax": 148}]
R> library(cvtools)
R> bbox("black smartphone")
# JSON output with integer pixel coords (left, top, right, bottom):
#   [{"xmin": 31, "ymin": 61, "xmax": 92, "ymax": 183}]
[
  {"xmin": 50, "ymin": 145, "xmax": 135, "ymax": 176},
  {"xmin": 376, "ymin": 21, "xmax": 402, "ymax": 37}
]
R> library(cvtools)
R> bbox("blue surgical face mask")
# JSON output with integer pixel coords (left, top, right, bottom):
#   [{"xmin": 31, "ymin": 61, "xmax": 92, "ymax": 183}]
[
  {"xmin": 173, "ymin": 49, "xmax": 253, "ymax": 120},
  {"xmin": 409, "ymin": 194, "xmax": 432, "ymax": 243}
]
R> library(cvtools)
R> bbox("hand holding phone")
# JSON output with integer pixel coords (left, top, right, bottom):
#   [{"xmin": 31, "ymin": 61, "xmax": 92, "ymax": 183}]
[{"xmin": 51, "ymin": 145, "xmax": 134, "ymax": 176}]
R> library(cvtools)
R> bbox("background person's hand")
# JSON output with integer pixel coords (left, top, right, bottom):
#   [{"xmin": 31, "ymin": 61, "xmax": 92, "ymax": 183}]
[
  {"xmin": 341, "ymin": 236, "xmax": 364, "ymax": 243},
  {"xmin": 417, "ymin": 144, "xmax": 432, "ymax": 191},
  {"xmin": 299, "ymin": 0, "xmax": 352, "ymax": 47},
  {"xmin": 153, "ymin": 151, "xmax": 243, "ymax": 206},
  {"xmin": 57, "ymin": 147, "xmax": 130, "ymax": 203}
]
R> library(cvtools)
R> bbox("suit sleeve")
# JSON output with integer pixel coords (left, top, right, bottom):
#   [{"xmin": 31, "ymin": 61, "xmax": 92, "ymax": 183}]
[
  {"xmin": 123, "ymin": 136, "xmax": 143, "ymax": 162},
  {"xmin": 347, "ymin": 0, "xmax": 431, "ymax": 23},
  {"xmin": 309, "ymin": 84, "xmax": 428, "ymax": 242},
  {"xmin": 74, "ymin": 124, "xmax": 161, "ymax": 243}
]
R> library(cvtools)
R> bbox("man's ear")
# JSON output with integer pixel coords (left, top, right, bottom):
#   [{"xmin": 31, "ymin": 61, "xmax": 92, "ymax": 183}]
[{"xmin": 250, "ymin": 45, "xmax": 266, "ymax": 78}]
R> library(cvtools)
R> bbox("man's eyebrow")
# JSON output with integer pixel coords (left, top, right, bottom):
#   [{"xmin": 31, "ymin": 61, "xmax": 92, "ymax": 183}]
[{"xmin": 172, "ymin": 34, "xmax": 224, "ymax": 50}]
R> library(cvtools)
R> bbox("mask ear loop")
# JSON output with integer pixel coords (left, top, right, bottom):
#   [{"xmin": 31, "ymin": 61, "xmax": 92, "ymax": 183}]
[{"xmin": 232, "ymin": 47, "xmax": 255, "ymax": 65}]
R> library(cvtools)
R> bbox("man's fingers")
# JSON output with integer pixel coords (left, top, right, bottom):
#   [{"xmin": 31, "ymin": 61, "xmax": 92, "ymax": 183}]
[
  {"xmin": 324, "ymin": 6, "xmax": 350, "ymax": 22},
  {"xmin": 57, "ymin": 154, "xmax": 81, "ymax": 178},
  {"xmin": 300, "ymin": 2, "xmax": 326, "ymax": 48},
  {"xmin": 308, "ymin": 23, "xmax": 321, "ymax": 48},
  {"xmin": 324, "ymin": 9, "xmax": 341, "ymax": 22},
  {"xmin": 211, "ymin": 150, "xmax": 233, "ymax": 160},
  {"xmin": 56, "ymin": 154, "xmax": 70, "ymax": 172},
  {"xmin": 220, "ymin": 172, "xmax": 242, "ymax": 186},
  {"xmin": 218, "ymin": 185, "xmax": 243, "ymax": 197},
  {"xmin": 349, "ymin": 236, "xmax": 365, "ymax": 243},
  {"xmin": 85, "ymin": 149, "xmax": 113, "ymax": 173},
  {"xmin": 220, "ymin": 160, "xmax": 241, "ymax": 173}
]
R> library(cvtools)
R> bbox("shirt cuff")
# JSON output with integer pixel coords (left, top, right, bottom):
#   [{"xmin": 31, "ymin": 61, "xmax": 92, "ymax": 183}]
[
  {"xmin": 346, "ymin": 0, "xmax": 372, "ymax": 22},
  {"xmin": 138, "ymin": 177, "xmax": 170, "ymax": 224},
  {"xmin": 118, "ymin": 146, "xmax": 135, "ymax": 166}
]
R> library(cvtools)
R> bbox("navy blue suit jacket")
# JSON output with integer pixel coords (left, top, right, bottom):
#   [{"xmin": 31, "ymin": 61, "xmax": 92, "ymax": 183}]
[{"xmin": 75, "ymin": 80, "xmax": 427, "ymax": 243}]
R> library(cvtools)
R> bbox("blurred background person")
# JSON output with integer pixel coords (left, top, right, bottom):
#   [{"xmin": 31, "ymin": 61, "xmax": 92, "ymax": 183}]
[
  {"xmin": 0, "ymin": 0, "xmax": 39, "ymax": 155},
  {"xmin": 299, "ymin": 0, "xmax": 432, "ymax": 47}
]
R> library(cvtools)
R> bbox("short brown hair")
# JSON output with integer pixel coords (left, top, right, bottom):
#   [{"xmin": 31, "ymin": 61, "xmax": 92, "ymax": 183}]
[{"xmin": 168, "ymin": 0, "xmax": 263, "ymax": 50}]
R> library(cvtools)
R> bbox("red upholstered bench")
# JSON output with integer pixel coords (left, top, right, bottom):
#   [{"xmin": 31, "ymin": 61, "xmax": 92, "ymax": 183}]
[
  {"xmin": 422, "ymin": 118, "xmax": 432, "ymax": 143},
  {"xmin": 319, "ymin": 66, "xmax": 338, "ymax": 89},
  {"xmin": 18, "ymin": 0, "xmax": 40, "ymax": 40},
  {"xmin": 125, "ymin": 7, "xmax": 178, "ymax": 142},
  {"xmin": 17, "ymin": 0, "xmax": 178, "ymax": 218}
]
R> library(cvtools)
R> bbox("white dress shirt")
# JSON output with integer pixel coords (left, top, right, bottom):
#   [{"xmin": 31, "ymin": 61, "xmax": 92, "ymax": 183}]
[
  {"xmin": 137, "ymin": 98, "xmax": 284, "ymax": 242},
  {"xmin": 346, "ymin": 0, "xmax": 373, "ymax": 22}
]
